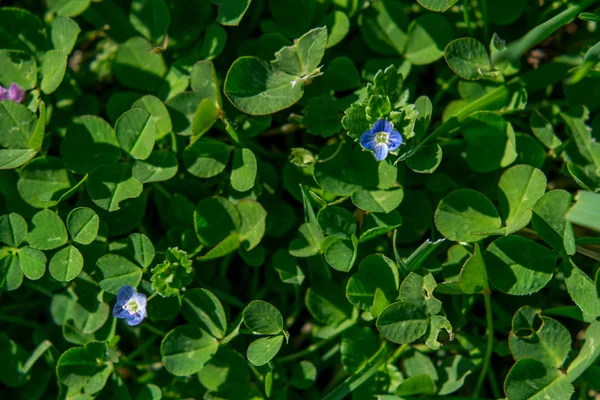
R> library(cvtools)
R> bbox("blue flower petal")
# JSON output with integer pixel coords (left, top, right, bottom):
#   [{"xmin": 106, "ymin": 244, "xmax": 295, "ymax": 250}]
[
  {"xmin": 134, "ymin": 292, "xmax": 147, "ymax": 311},
  {"xmin": 388, "ymin": 130, "xmax": 403, "ymax": 151},
  {"xmin": 373, "ymin": 143, "xmax": 389, "ymax": 161},
  {"xmin": 117, "ymin": 285, "xmax": 135, "ymax": 303},
  {"xmin": 113, "ymin": 303, "xmax": 129, "ymax": 319},
  {"xmin": 371, "ymin": 119, "xmax": 393, "ymax": 134},
  {"xmin": 126, "ymin": 311, "xmax": 145, "ymax": 326},
  {"xmin": 360, "ymin": 130, "xmax": 377, "ymax": 151}
]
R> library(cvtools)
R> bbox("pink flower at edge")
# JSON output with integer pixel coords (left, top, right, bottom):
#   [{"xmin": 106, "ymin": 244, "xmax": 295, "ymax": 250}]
[{"xmin": 0, "ymin": 83, "xmax": 25, "ymax": 103}]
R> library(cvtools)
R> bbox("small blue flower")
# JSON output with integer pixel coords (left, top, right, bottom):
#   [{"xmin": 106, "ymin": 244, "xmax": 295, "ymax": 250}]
[
  {"xmin": 360, "ymin": 119, "xmax": 403, "ymax": 161},
  {"xmin": 113, "ymin": 286, "xmax": 147, "ymax": 326}
]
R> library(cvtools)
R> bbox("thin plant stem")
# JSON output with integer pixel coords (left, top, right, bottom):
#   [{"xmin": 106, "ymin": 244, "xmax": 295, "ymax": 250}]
[
  {"xmin": 492, "ymin": 0, "xmax": 600, "ymax": 66},
  {"xmin": 278, "ymin": 335, "xmax": 338, "ymax": 364},
  {"xmin": 142, "ymin": 323, "xmax": 167, "ymax": 337},
  {"xmin": 463, "ymin": 0, "xmax": 475, "ymax": 37},
  {"xmin": 481, "ymin": 0, "xmax": 489, "ymax": 42},
  {"xmin": 473, "ymin": 289, "xmax": 494, "ymax": 398},
  {"xmin": 146, "ymin": 292, "xmax": 158, "ymax": 302}
]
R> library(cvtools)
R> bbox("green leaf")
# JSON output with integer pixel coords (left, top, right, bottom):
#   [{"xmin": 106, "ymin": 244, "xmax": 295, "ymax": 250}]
[
  {"xmin": 563, "ymin": 258, "xmax": 600, "ymax": 317},
  {"xmin": 530, "ymin": 110, "xmax": 562, "ymax": 149},
  {"xmin": 60, "ymin": 116, "xmax": 121, "ymax": 174},
  {"xmin": 129, "ymin": 0, "xmax": 170, "ymax": 42},
  {"xmin": 561, "ymin": 106, "xmax": 600, "ymax": 172},
  {"xmin": 0, "ymin": 213, "xmax": 27, "ymax": 247},
  {"xmin": 114, "ymin": 37, "xmax": 167, "ymax": 91},
  {"xmin": 150, "ymin": 247, "xmax": 193, "ymax": 297},
  {"xmin": 341, "ymin": 326, "xmax": 380, "ymax": 373},
  {"xmin": 0, "ymin": 50, "xmax": 37, "ymax": 90},
  {"xmin": 66, "ymin": 207, "xmax": 99, "ymax": 245},
  {"xmin": 404, "ymin": 14, "xmax": 453, "ymax": 65},
  {"xmin": 87, "ymin": 163, "xmax": 144, "ymax": 212},
  {"xmin": 405, "ymin": 144, "xmax": 443, "ymax": 174},
  {"xmin": 416, "ymin": 0, "xmax": 459, "ymax": 12},
  {"xmin": 133, "ymin": 150, "xmax": 178, "ymax": 183},
  {"xmin": 49, "ymin": 245, "xmax": 84, "ymax": 282},
  {"xmin": 231, "ymin": 149, "xmax": 257, "ymax": 192},
  {"xmin": 224, "ymin": 56, "xmax": 304, "ymax": 116},
  {"xmin": 212, "ymin": 0, "xmax": 251, "ymax": 26},
  {"xmin": 320, "ymin": 11, "xmax": 350, "ymax": 48},
  {"xmin": 0, "ymin": 332, "xmax": 29, "ymax": 387},
  {"xmin": 0, "ymin": 101, "xmax": 38, "ymax": 150},
  {"xmin": 351, "ymin": 188, "xmax": 404, "ymax": 213},
  {"xmin": 247, "ymin": 334, "xmax": 284, "ymax": 366},
  {"xmin": 567, "ymin": 190, "xmax": 600, "ymax": 232},
  {"xmin": 194, "ymin": 197, "xmax": 241, "ymax": 247},
  {"xmin": 358, "ymin": 0, "xmax": 408, "ymax": 55},
  {"xmin": 498, "ymin": 164, "xmax": 547, "ymax": 235},
  {"xmin": 317, "ymin": 206, "xmax": 357, "ymax": 240},
  {"xmin": 376, "ymin": 301, "xmax": 428, "ymax": 344},
  {"xmin": 17, "ymin": 247, "xmax": 46, "ymax": 280},
  {"xmin": 127, "ymin": 233, "xmax": 155, "ymax": 268},
  {"xmin": 290, "ymin": 360, "xmax": 317, "ymax": 389},
  {"xmin": 532, "ymin": 190, "xmax": 576, "ymax": 255},
  {"xmin": 395, "ymin": 374, "xmax": 436, "ymax": 396},
  {"xmin": 18, "ymin": 157, "xmax": 77, "ymax": 209},
  {"xmin": 27, "ymin": 209, "xmax": 68, "ymax": 250},
  {"xmin": 566, "ymin": 320, "xmax": 600, "ymax": 382},
  {"xmin": 182, "ymin": 288, "xmax": 227, "ymax": 339},
  {"xmin": 504, "ymin": 358, "xmax": 574, "ymax": 400},
  {"xmin": 161, "ymin": 325, "xmax": 219, "ymax": 376},
  {"xmin": 132, "ymin": 95, "xmax": 172, "ymax": 141},
  {"xmin": 96, "ymin": 254, "xmax": 143, "ymax": 294},
  {"xmin": 50, "ymin": 16, "xmax": 80, "ymax": 53},
  {"xmin": 399, "ymin": 271, "xmax": 442, "ymax": 316},
  {"xmin": 40, "ymin": 50, "xmax": 67, "ymax": 94},
  {"xmin": 116, "ymin": 109, "xmax": 156, "ymax": 160},
  {"xmin": 272, "ymin": 249, "xmax": 305, "ymax": 284},
  {"xmin": 243, "ymin": 300, "xmax": 283, "ymax": 334},
  {"xmin": 426, "ymin": 315, "xmax": 453, "ymax": 350},
  {"xmin": 463, "ymin": 112, "xmax": 517, "ymax": 173},
  {"xmin": 238, "ymin": 200, "xmax": 267, "ymax": 250},
  {"xmin": 166, "ymin": 91, "xmax": 203, "ymax": 136},
  {"xmin": 302, "ymin": 95, "xmax": 343, "ymax": 137},
  {"xmin": 198, "ymin": 23, "xmax": 228, "ymax": 61},
  {"xmin": 192, "ymin": 99, "xmax": 219, "ymax": 139},
  {"xmin": 47, "ymin": 0, "xmax": 91, "ymax": 17},
  {"xmin": 435, "ymin": 189, "xmax": 502, "ymax": 242},
  {"xmin": 509, "ymin": 306, "xmax": 571, "ymax": 368},
  {"xmin": 458, "ymin": 243, "xmax": 488, "ymax": 294},
  {"xmin": 486, "ymin": 236, "xmax": 556, "ymax": 295},
  {"xmin": 183, "ymin": 139, "xmax": 231, "ymax": 178},
  {"xmin": 1, "ymin": 254, "xmax": 23, "ymax": 291},
  {"xmin": 56, "ymin": 342, "xmax": 109, "ymax": 390},
  {"xmin": 444, "ymin": 38, "xmax": 491, "ymax": 80},
  {"xmin": 346, "ymin": 254, "xmax": 399, "ymax": 312},
  {"xmin": 190, "ymin": 60, "xmax": 221, "ymax": 107},
  {"xmin": 325, "ymin": 236, "xmax": 358, "ymax": 273},
  {"xmin": 0, "ymin": 8, "xmax": 47, "ymax": 55},
  {"xmin": 306, "ymin": 280, "xmax": 352, "ymax": 326}
]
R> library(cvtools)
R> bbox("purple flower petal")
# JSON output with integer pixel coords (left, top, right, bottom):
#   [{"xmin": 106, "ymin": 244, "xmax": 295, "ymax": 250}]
[
  {"xmin": 387, "ymin": 130, "xmax": 403, "ymax": 151},
  {"xmin": 373, "ymin": 143, "xmax": 389, "ymax": 161},
  {"xmin": 371, "ymin": 119, "xmax": 393, "ymax": 134},
  {"xmin": 360, "ymin": 130, "xmax": 377, "ymax": 151},
  {"xmin": 0, "ymin": 86, "xmax": 8, "ymax": 101},
  {"xmin": 117, "ymin": 285, "xmax": 135, "ymax": 303},
  {"xmin": 8, "ymin": 83, "xmax": 24, "ymax": 103},
  {"xmin": 134, "ymin": 292, "xmax": 147, "ymax": 310}
]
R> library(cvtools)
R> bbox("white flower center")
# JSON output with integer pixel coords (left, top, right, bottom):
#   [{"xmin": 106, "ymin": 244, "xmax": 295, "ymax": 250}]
[
  {"xmin": 375, "ymin": 131, "xmax": 389, "ymax": 145},
  {"xmin": 123, "ymin": 299, "xmax": 139, "ymax": 313}
]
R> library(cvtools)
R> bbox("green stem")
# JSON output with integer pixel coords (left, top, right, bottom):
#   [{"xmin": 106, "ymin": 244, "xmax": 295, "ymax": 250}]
[
  {"xmin": 486, "ymin": 366, "xmax": 502, "ymax": 399},
  {"xmin": 473, "ymin": 290, "xmax": 494, "ymax": 398},
  {"xmin": 152, "ymin": 183, "xmax": 171, "ymax": 199},
  {"xmin": 463, "ymin": 0, "xmax": 475, "ymax": 37},
  {"xmin": 125, "ymin": 336, "xmax": 159, "ymax": 361},
  {"xmin": 322, "ymin": 342, "xmax": 390, "ymax": 400},
  {"xmin": 480, "ymin": 0, "xmax": 489, "ymax": 42},
  {"xmin": 492, "ymin": 0, "xmax": 600, "ymax": 66},
  {"xmin": 142, "ymin": 323, "xmax": 166, "ymax": 337},
  {"xmin": 278, "ymin": 336, "xmax": 338, "ymax": 364},
  {"xmin": 146, "ymin": 292, "xmax": 158, "ymax": 302},
  {"xmin": 21, "ymin": 340, "xmax": 53, "ymax": 374}
]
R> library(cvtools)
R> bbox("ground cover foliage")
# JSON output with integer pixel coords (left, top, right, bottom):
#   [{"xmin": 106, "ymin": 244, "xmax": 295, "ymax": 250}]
[{"xmin": 1, "ymin": 0, "xmax": 600, "ymax": 399}]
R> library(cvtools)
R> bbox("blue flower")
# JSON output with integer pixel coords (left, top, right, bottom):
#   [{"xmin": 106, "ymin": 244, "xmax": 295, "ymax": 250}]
[
  {"xmin": 360, "ymin": 119, "xmax": 403, "ymax": 161},
  {"xmin": 113, "ymin": 286, "xmax": 147, "ymax": 326}
]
